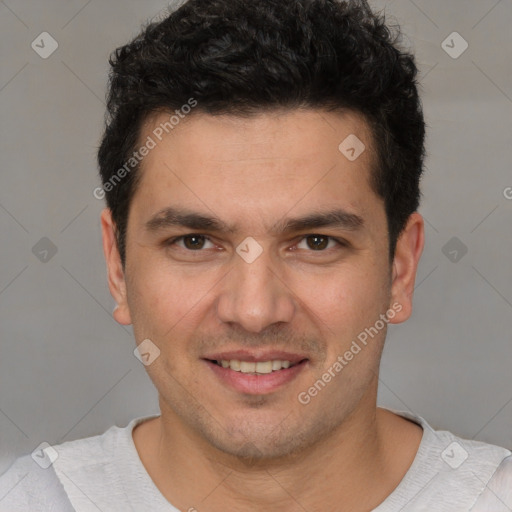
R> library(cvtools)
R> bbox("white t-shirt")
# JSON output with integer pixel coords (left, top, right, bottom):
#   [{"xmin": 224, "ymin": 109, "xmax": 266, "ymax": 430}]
[{"xmin": 1, "ymin": 408, "xmax": 511, "ymax": 511}]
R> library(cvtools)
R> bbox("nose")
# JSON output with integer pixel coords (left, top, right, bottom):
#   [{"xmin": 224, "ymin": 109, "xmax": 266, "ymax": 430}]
[{"xmin": 215, "ymin": 247, "xmax": 296, "ymax": 333}]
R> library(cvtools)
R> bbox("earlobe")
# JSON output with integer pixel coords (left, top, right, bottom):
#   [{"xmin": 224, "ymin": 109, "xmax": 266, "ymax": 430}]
[
  {"xmin": 113, "ymin": 304, "xmax": 131, "ymax": 325},
  {"xmin": 388, "ymin": 212, "xmax": 425, "ymax": 324},
  {"xmin": 100, "ymin": 208, "xmax": 132, "ymax": 325}
]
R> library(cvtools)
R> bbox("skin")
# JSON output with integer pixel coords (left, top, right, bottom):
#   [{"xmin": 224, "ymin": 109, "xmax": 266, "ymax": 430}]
[{"xmin": 101, "ymin": 108, "xmax": 425, "ymax": 511}]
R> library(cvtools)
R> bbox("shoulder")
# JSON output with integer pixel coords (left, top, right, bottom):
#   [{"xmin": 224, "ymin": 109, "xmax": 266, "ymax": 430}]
[
  {"xmin": 470, "ymin": 454, "xmax": 512, "ymax": 511},
  {"xmin": 423, "ymin": 427, "xmax": 511, "ymax": 501},
  {"xmin": 420, "ymin": 419, "xmax": 512, "ymax": 496},
  {"xmin": 0, "ymin": 454, "xmax": 74, "ymax": 511},
  {"xmin": 0, "ymin": 419, "xmax": 133, "ymax": 512},
  {"xmin": 386, "ymin": 409, "xmax": 512, "ymax": 511}
]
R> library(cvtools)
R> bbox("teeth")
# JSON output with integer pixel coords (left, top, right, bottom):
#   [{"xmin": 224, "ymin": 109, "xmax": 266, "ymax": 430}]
[
  {"xmin": 240, "ymin": 361, "xmax": 256, "ymax": 373},
  {"xmin": 218, "ymin": 359, "xmax": 296, "ymax": 373},
  {"xmin": 255, "ymin": 361, "xmax": 273, "ymax": 374}
]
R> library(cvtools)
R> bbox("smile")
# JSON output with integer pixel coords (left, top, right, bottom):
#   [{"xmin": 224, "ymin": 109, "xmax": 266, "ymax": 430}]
[
  {"xmin": 211, "ymin": 359, "xmax": 299, "ymax": 374},
  {"xmin": 204, "ymin": 358, "xmax": 309, "ymax": 394}
]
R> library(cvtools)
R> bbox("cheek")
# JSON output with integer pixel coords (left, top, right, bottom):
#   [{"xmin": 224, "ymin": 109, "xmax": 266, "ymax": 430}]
[
  {"xmin": 293, "ymin": 262, "xmax": 388, "ymax": 334},
  {"xmin": 127, "ymin": 271, "xmax": 203, "ymax": 386},
  {"xmin": 126, "ymin": 265, "xmax": 200, "ymax": 342}
]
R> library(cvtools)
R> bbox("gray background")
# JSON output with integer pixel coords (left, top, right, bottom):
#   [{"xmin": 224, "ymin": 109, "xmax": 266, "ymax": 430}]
[{"xmin": 0, "ymin": 0, "xmax": 511, "ymax": 473}]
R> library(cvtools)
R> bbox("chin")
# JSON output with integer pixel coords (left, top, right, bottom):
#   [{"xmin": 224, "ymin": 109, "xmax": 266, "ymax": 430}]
[{"xmin": 201, "ymin": 416, "xmax": 309, "ymax": 462}]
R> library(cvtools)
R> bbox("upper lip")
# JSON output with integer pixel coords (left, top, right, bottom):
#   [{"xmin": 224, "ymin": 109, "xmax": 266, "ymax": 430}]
[{"xmin": 203, "ymin": 350, "xmax": 308, "ymax": 364}]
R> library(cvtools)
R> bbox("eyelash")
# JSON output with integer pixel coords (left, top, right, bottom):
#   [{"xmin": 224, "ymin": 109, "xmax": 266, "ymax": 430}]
[{"xmin": 164, "ymin": 234, "xmax": 347, "ymax": 253}]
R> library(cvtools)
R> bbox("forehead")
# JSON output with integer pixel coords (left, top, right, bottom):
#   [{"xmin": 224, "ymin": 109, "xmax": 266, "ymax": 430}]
[
  {"xmin": 141, "ymin": 108, "xmax": 373, "ymax": 166},
  {"xmin": 129, "ymin": 108, "xmax": 382, "ymax": 233}
]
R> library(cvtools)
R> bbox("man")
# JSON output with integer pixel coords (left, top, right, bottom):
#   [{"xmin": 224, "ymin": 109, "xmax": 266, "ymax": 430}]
[{"xmin": 1, "ymin": 0, "xmax": 511, "ymax": 510}]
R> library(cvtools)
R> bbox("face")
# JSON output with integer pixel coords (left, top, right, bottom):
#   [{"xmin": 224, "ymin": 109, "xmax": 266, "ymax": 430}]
[{"xmin": 102, "ymin": 108, "xmax": 423, "ymax": 460}]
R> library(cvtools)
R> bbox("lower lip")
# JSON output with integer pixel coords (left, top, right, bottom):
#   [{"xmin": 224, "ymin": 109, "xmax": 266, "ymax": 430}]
[{"xmin": 204, "ymin": 360, "xmax": 308, "ymax": 394}]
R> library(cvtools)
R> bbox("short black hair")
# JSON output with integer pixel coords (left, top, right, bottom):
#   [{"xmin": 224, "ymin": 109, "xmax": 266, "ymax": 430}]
[{"xmin": 97, "ymin": 0, "xmax": 426, "ymax": 267}]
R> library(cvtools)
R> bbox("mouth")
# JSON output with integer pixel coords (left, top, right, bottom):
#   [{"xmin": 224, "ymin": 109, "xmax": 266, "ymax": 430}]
[
  {"xmin": 207, "ymin": 358, "xmax": 305, "ymax": 374},
  {"xmin": 203, "ymin": 355, "xmax": 309, "ymax": 394}
]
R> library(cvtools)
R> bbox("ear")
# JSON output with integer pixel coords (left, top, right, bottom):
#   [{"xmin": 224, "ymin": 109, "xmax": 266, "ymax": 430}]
[
  {"xmin": 100, "ymin": 208, "xmax": 132, "ymax": 325},
  {"xmin": 388, "ymin": 212, "xmax": 425, "ymax": 324}
]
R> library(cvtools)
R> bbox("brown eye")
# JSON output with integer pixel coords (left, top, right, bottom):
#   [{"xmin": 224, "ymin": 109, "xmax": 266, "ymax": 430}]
[
  {"xmin": 305, "ymin": 235, "xmax": 329, "ymax": 250},
  {"xmin": 166, "ymin": 234, "xmax": 215, "ymax": 251},
  {"xmin": 182, "ymin": 234, "xmax": 207, "ymax": 250}
]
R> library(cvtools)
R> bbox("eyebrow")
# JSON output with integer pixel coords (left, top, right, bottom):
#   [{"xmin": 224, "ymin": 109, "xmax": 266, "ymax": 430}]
[{"xmin": 144, "ymin": 206, "xmax": 364, "ymax": 235}]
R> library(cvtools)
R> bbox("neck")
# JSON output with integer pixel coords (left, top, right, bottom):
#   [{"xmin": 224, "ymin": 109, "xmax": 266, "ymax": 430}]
[{"xmin": 133, "ymin": 385, "xmax": 423, "ymax": 511}]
